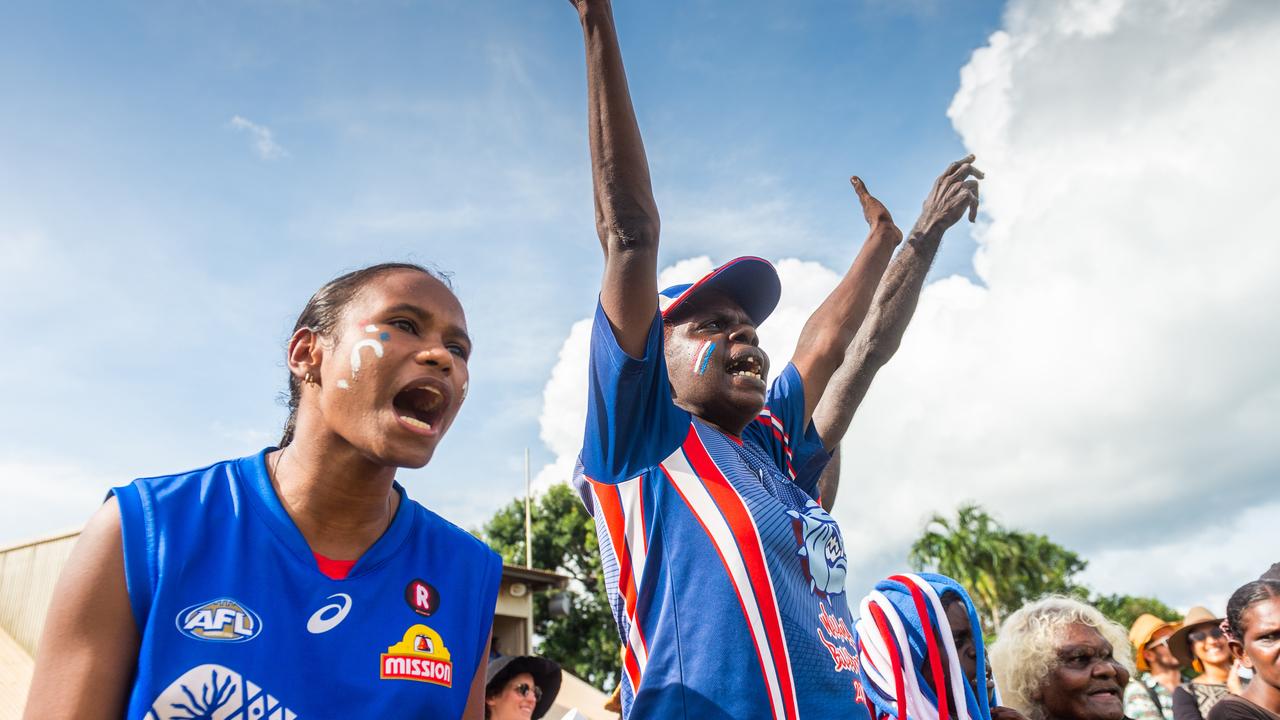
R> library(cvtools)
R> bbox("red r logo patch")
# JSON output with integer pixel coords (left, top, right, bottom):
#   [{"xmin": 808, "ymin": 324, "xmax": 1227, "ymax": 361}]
[{"xmin": 405, "ymin": 579, "xmax": 440, "ymax": 617}]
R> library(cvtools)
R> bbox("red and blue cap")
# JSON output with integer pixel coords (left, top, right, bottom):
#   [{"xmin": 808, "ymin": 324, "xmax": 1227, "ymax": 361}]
[{"xmin": 657, "ymin": 256, "xmax": 781, "ymax": 326}]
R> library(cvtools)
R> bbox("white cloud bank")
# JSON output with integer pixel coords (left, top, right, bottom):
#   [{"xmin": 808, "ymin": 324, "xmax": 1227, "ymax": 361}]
[
  {"xmin": 532, "ymin": 0, "xmax": 1280, "ymax": 611},
  {"xmin": 228, "ymin": 115, "xmax": 287, "ymax": 160}
]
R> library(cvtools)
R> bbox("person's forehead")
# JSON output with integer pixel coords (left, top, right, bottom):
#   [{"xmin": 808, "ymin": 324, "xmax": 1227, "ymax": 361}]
[
  {"xmin": 1243, "ymin": 598, "xmax": 1280, "ymax": 635},
  {"xmin": 944, "ymin": 601, "xmax": 971, "ymax": 626},
  {"xmin": 674, "ymin": 289, "xmax": 751, "ymax": 323},
  {"xmin": 1059, "ymin": 622, "xmax": 1109, "ymax": 648},
  {"xmin": 354, "ymin": 271, "xmax": 466, "ymax": 323}
]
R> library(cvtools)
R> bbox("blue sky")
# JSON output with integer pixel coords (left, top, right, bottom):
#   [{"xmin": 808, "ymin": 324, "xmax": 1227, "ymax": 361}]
[
  {"xmin": 5, "ymin": 0, "xmax": 1276, "ymax": 614},
  {"xmin": 0, "ymin": 0, "xmax": 1002, "ymax": 534}
]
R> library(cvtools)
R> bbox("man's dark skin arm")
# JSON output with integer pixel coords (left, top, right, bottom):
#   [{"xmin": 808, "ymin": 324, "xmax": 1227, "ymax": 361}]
[
  {"xmin": 789, "ymin": 178, "xmax": 903, "ymax": 425},
  {"xmin": 813, "ymin": 155, "xmax": 983, "ymax": 511},
  {"xmin": 571, "ymin": 0, "xmax": 660, "ymax": 357}
]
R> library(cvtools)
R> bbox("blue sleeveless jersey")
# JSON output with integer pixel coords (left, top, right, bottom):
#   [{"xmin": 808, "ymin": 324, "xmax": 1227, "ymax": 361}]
[
  {"xmin": 111, "ymin": 449, "xmax": 501, "ymax": 719},
  {"xmin": 573, "ymin": 302, "xmax": 871, "ymax": 720}
]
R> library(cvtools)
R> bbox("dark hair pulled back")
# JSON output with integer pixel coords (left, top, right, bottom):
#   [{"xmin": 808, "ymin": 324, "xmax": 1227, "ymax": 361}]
[
  {"xmin": 279, "ymin": 262, "xmax": 451, "ymax": 447},
  {"xmin": 1225, "ymin": 579, "xmax": 1280, "ymax": 641}
]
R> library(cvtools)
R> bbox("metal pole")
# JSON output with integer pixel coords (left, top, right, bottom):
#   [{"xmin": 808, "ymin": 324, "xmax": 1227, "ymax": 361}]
[{"xmin": 524, "ymin": 447, "xmax": 532, "ymax": 569}]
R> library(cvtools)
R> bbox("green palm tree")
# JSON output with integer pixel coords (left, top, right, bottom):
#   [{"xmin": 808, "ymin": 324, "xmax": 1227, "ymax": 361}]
[{"xmin": 908, "ymin": 503, "xmax": 1086, "ymax": 633}]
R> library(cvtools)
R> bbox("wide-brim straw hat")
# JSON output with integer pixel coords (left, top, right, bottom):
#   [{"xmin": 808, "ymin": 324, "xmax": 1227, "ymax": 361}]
[
  {"xmin": 1129, "ymin": 613, "xmax": 1181, "ymax": 672},
  {"xmin": 1168, "ymin": 606, "xmax": 1224, "ymax": 669}
]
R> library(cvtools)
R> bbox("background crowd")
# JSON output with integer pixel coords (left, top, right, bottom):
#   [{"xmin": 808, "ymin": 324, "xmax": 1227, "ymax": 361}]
[{"xmin": 488, "ymin": 563, "xmax": 1280, "ymax": 720}]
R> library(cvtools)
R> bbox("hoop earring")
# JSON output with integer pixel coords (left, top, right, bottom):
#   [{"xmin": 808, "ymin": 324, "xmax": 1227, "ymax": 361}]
[{"xmin": 303, "ymin": 372, "xmax": 316, "ymax": 385}]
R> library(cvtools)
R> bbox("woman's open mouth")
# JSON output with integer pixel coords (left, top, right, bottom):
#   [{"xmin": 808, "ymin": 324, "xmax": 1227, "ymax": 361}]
[{"xmin": 392, "ymin": 380, "xmax": 450, "ymax": 435}]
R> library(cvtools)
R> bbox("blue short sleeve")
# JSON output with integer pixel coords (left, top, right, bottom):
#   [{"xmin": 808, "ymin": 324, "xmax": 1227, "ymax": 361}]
[
  {"xmin": 109, "ymin": 482, "xmax": 156, "ymax": 631},
  {"xmin": 580, "ymin": 300, "xmax": 689, "ymax": 482},
  {"xmin": 743, "ymin": 362, "xmax": 830, "ymax": 498}
]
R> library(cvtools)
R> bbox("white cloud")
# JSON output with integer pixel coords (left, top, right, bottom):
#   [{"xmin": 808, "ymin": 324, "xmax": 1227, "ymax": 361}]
[
  {"xmin": 1078, "ymin": 500, "xmax": 1280, "ymax": 614},
  {"xmin": 531, "ymin": 0, "xmax": 1280, "ymax": 611},
  {"xmin": 834, "ymin": 0, "xmax": 1280, "ymax": 608},
  {"xmin": 228, "ymin": 115, "xmax": 287, "ymax": 160},
  {"xmin": 0, "ymin": 461, "xmax": 114, "ymax": 543}
]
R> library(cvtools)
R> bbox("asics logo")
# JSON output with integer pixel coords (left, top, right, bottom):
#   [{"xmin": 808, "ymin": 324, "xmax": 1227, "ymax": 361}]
[{"xmin": 307, "ymin": 593, "xmax": 353, "ymax": 634}]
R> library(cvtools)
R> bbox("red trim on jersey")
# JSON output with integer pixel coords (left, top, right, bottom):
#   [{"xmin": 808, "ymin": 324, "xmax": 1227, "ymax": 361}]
[
  {"xmin": 679, "ymin": 427, "xmax": 799, "ymax": 720},
  {"xmin": 313, "ymin": 552, "xmax": 356, "ymax": 580},
  {"xmin": 754, "ymin": 412, "xmax": 796, "ymax": 478},
  {"xmin": 586, "ymin": 475, "xmax": 647, "ymax": 691},
  {"xmin": 663, "ymin": 462, "xmax": 783, "ymax": 719}
]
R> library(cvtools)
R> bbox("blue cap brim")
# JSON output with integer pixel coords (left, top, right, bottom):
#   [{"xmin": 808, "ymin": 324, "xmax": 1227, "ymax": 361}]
[{"xmin": 658, "ymin": 256, "xmax": 781, "ymax": 326}]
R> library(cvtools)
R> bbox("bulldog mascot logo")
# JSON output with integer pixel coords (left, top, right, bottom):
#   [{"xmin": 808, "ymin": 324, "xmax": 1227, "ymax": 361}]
[{"xmin": 788, "ymin": 499, "xmax": 847, "ymax": 597}]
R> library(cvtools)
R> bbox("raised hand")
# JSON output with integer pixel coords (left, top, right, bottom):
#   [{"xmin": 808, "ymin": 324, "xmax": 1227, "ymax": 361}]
[
  {"xmin": 914, "ymin": 154, "xmax": 983, "ymax": 238},
  {"xmin": 851, "ymin": 175, "xmax": 903, "ymax": 247},
  {"xmin": 568, "ymin": 0, "xmax": 605, "ymax": 16}
]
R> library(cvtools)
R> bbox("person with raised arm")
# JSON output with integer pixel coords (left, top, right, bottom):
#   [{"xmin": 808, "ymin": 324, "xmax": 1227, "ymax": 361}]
[
  {"xmin": 812, "ymin": 154, "xmax": 983, "ymax": 511},
  {"xmin": 564, "ymin": 0, "xmax": 940, "ymax": 717}
]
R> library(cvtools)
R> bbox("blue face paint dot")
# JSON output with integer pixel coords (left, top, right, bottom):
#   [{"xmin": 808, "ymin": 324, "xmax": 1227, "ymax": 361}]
[{"xmin": 380, "ymin": 332, "xmax": 391, "ymax": 341}]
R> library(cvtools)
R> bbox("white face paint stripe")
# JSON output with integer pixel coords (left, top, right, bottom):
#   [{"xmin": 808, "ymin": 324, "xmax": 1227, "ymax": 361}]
[
  {"xmin": 364, "ymin": 324, "xmax": 378, "ymax": 332},
  {"xmin": 336, "ymin": 379, "xmax": 350, "ymax": 390},
  {"xmin": 349, "ymin": 339, "xmax": 384, "ymax": 374},
  {"xmin": 692, "ymin": 340, "xmax": 715, "ymax": 375}
]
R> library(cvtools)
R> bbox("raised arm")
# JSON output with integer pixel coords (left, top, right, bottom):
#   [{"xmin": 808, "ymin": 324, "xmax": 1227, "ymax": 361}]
[
  {"xmin": 812, "ymin": 155, "xmax": 984, "ymax": 454},
  {"xmin": 573, "ymin": 0, "xmax": 660, "ymax": 357},
  {"xmin": 789, "ymin": 177, "xmax": 902, "ymax": 424}
]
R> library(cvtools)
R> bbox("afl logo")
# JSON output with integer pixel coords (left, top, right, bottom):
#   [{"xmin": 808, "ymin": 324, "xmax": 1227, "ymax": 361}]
[{"xmin": 176, "ymin": 598, "xmax": 262, "ymax": 643}]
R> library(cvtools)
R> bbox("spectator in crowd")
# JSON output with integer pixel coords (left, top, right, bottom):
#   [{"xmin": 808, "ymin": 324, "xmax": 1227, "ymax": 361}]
[
  {"xmin": 854, "ymin": 573, "xmax": 1027, "ymax": 720},
  {"xmin": 486, "ymin": 655, "xmax": 563, "ymax": 720},
  {"xmin": 1126, "ymin": 614, "xmax": 1186, "ymax": 720},
  {"xmin": 1171, "ymin": 607, "xmax": 1243, "ymax": 720},
  {"xmin": 989, "ymin": 596, "xmax": 1132, "ymax": 720},
  {"xmin": 1208, "ymin": 580, "xmax": 1280, "ymax": 720}
]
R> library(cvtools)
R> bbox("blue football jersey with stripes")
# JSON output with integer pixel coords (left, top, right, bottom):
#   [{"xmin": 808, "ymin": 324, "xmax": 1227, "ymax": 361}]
[
  {"xmin": 573, "ymin": 302, "xmax": 872, "ymax": 720},
  {"xmin": 111, "ymin": 450, "xmax": 502, "ymax": 719}
]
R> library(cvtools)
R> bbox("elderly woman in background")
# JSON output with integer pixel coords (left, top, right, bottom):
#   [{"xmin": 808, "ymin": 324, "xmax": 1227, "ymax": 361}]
[
  {"xmin": 989, "ymin": 596, "xmax": 1133, "ymax": 720},
  {"xmin": 1170, "ymin": 606, "xmax": 1243, "ymax": 720}
]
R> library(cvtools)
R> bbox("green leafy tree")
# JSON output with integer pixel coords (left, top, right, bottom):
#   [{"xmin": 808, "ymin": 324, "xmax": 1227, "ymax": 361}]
[
  {"xmin": 908, "ymin": 503, "xmax": 1180, "ymax": 635},
  {"xmin": 908, "ymin": 503, "xmax": 1086, "ymax": 633},
  {"xmin": 480, "ymin": 483, "xmax": 621, "ymax": 690},
  {"xmin": 1091, "ymin": 593, "xmax": 1181, "ymax": 630}
]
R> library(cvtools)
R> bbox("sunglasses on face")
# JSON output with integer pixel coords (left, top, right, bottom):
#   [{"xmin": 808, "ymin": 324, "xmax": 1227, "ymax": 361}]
[
  {"xmin": 514, "ymin": 682, "xmax": 543, "ymax": 701},
  {"xmin": 1189, "ymin": 627, "xmax": 1225, "ymax": 643}
]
